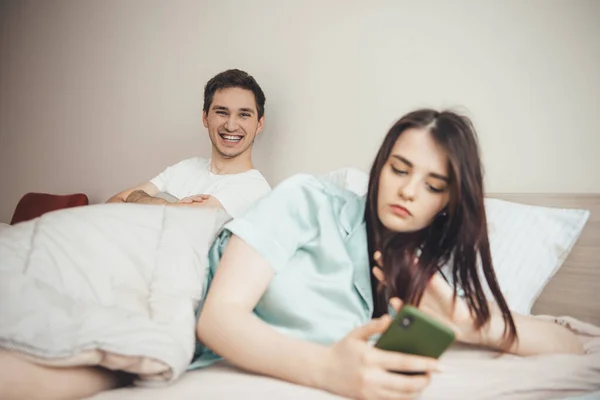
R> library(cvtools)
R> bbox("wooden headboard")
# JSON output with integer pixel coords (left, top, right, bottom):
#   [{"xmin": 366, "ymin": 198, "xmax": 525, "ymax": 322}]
[{"xmin": 491, "ymin": 194, "xmax": 600, "ymax": 326}]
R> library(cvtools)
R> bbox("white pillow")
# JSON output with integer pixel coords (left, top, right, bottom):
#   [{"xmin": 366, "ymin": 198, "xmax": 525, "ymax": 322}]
[
  {"xmin": 483, "ymin": 198, "xmax": 589, "ymax": 314},
  {"xmin": 321, "ymin": 168, "xmax": 590, "ymax": 314},
  {"xmin": 320, "ymin": 167, "xmax": 369, "ymax": 196}
]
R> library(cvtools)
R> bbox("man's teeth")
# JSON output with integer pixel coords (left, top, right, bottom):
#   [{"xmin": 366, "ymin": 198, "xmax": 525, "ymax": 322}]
[{"xmin": 221, "ymin": 134, "xmax": 241, "ymax": 141}]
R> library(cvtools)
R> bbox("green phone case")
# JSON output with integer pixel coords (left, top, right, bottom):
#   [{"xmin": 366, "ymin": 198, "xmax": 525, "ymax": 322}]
[{"xmin": 374, "ymin": 305, "xmax": 455, "ymax": 359}]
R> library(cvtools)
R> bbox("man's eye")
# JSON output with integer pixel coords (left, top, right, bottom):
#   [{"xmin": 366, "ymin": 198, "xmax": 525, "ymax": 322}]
[{"xmin": 216, "ymin": 110, "xmax": 227, "ymax": 115}]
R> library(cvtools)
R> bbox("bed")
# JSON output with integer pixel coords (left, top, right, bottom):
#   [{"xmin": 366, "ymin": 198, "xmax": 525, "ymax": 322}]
[{"xmin": 85, "ymin": 192, "xmax": 600, "ymax": 400}]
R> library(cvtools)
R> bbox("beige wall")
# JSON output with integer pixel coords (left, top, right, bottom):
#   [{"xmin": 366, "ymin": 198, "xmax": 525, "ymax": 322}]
[{"xmin": 1, "ymin": 0, "xmax": 599, "ymax": 223}]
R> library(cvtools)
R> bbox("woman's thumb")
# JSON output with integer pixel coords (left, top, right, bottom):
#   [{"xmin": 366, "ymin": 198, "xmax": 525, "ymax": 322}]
[{"xmin": 349, "ymin": 316, "xmax": 391, "ymax": 340}]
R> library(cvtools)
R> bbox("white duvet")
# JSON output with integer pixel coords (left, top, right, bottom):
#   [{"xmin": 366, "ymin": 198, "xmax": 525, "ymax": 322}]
[{"xmin": 0, "ymin": 204, "xmax": 229, "ymax": 384}]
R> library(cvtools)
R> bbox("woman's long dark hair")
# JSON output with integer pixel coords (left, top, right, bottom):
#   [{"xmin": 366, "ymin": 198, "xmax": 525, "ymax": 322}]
[{"xmin": 366, "ymin": 109, "xmax": 517, "ymax": 346}]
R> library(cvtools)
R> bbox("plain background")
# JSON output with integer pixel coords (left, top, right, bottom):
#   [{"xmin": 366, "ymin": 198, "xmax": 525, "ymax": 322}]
[{"xmin": 1, "ymin": 0, "xmax": 599, "ymax": 223}]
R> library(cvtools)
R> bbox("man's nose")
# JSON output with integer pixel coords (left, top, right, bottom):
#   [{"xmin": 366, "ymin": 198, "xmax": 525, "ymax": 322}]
[{"xmin": 225, "ymin": 115, "xmax": 238, "ymax": 131}]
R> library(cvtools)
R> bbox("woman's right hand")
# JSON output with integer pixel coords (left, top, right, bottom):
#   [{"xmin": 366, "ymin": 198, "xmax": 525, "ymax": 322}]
[{"xmin": 322, "ymin": 315, "xmax": 439, "ymax": 400}]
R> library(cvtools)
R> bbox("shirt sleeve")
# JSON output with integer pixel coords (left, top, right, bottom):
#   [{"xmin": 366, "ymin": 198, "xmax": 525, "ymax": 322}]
[
  {"xmin": 149, "ymin": 158, "xmax": 196, "ymax": 193},
  {"xmin": 223, "ymin": 174, "xmax": 327, "ymax": 272}
]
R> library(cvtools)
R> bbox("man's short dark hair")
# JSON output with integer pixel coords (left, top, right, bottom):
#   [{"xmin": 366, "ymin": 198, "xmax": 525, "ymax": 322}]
[{"xmin": 203, "ymin": 69, "xmax": 266, "ymax": 119}]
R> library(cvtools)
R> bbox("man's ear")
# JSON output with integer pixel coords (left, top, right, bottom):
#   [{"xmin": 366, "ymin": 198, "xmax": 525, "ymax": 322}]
[
  {"xmin": 256, "ymin": 115, "xmax": 265, "ymax": 136},
  {"xmin": 202, "ymin": 111, "xmax": 208, "ymax": 128}
]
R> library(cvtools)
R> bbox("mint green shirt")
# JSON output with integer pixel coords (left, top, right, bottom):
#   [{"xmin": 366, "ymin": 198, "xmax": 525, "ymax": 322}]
[{"xmin": 189, "ymin": 174, "xmax": 373, "ymax": 369}]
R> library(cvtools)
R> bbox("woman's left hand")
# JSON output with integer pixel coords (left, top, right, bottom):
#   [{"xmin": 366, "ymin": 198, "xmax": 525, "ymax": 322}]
[{"xmin": 372, "ymin": 252, "xmax": 492, "ymax": 346}]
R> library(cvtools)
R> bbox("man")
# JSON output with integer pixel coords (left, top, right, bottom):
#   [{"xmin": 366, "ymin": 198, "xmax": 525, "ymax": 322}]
[{"xmin": 107, "ymin": 69, "xmax": 271, "ymax": 217}]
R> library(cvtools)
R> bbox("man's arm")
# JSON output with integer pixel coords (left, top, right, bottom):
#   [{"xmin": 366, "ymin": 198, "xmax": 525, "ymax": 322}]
[{"xmin": 106, "ymin": 182, "xmax": 167, "ymax": 204}]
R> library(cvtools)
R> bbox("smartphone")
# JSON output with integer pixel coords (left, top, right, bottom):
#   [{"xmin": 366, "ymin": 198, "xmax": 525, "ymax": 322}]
[{"xmin": 374, "ymin": 305, "xmax": 455, "ymax": 360}]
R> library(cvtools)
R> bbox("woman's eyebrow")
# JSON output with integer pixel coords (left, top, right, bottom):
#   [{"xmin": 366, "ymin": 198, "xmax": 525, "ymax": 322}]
[
  {"xmin": 391, "ymin": 154, "xmax": 413, "ymax": 167},
  {"xmin": 391, "ymin": 154, "xmax": 449, "ymax": 182},
  {"xmin": 429, "ymin": 172, "xmax": 449, "ymax": 182}
]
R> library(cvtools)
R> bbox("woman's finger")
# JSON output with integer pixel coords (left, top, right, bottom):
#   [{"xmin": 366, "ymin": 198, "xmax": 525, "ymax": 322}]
[
  {"xmin": 367, "ymin": 347, "xmax": 438, "ymax": 373},
  {"xmin": 389, "ymin": 297, "xmax": 403, "ymax": 312},
  {"xmin": 376, "ymin": 370, "xmax": 431, "ymax": 396},
  {"xmin": 373, "ymin": 251, "xmax": 383, "ymax": 267},
  {"xmin": 375, "ymin": 390, "xmax": 422, "ymax": 400},
  {"xmin": 372, "ymin": 267, "xmax": 386, "ymax": 286}
]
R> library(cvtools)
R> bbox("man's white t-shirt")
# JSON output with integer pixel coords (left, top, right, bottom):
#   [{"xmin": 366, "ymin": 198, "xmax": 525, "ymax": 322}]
[{"xmin": 150, "ymin": 157, "xmax": 271, "ymax": 217}]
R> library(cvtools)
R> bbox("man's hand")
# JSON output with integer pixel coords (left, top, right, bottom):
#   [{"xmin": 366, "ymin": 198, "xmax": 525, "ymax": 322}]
[
  {"xmin": 178, "ymin": 194, "xmax": 210, "ymax": 204},
  {"xmin": 175, "ymin": 194, "xmax": 224, "ymax": 210}
]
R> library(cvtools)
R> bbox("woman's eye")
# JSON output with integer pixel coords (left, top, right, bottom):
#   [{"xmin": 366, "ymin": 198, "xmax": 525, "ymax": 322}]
[
  {"xmin": 427, "ymin": 184, "xmax": 445, "ymax": 193},
  {"xmin": 391, "ymin": 166, "xmax": 408, "ymax": 175}
]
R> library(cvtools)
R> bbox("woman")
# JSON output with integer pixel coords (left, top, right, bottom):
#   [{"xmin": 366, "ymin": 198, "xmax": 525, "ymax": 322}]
[{"xmin": 195, "ymin": 109, "xmax": 583, "ymax": 400}]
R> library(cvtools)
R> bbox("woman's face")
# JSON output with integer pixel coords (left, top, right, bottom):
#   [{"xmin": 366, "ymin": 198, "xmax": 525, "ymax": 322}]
[{"xmin": 377, "ymin": 128, "xmax": 451, "ymax": 233}]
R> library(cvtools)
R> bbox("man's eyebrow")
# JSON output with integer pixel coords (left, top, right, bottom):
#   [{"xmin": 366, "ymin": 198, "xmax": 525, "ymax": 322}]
[
  {"xmin": 391, "ymin": 155, "xmax": 449, "ymax": 182},
  {"xmin": 212, "ymin": 105, "xmax": 255, "ymax": 114}
]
